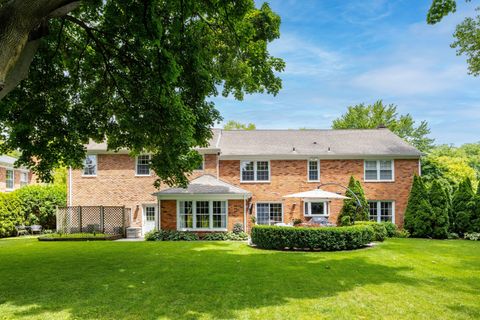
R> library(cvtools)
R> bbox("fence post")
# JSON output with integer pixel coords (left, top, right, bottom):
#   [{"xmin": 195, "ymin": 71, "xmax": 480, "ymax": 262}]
[
  {"xmin": 100, "ymin": 206, "xmax": 105, "ymax": 233},
  {"xmin": 78, "ymin": 206, "xmax": 82, "ymax": 233},
  {"xmin": 122, "ymin": 206, "xmax": 126, "ymax": 237},
  {"xmin": 55, "ymin": 206, "xmax": 59, "ymax": 233}
]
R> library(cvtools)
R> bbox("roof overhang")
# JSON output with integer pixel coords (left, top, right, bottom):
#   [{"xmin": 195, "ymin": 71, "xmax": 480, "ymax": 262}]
[
  {"xmin": 219, "ymin": 154, "xmax": 421, "ymax": 160},
  {"xmin": 154, "ymin": 193, "xmax": 251, "ymax": 200}
]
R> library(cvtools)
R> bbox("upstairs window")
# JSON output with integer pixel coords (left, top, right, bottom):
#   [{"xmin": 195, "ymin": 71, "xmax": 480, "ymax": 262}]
[
  {"xmin": 136, "ymin": 155, "xmax": 151, "ymax": 176},
  {"xmin": 364, "ymin": 160, "xmax": 394, "ymax": 181},
  {"xmin": 83, "ymin": 155, "xmax": 97, "ymax": 176},
  {"xmin": 20, "ymin": 172, "xmax": 28, "ymax": 186},
  {"xmin": 368, "ymin": 201, "xmax": 394, "ymax": 223},
  {"xmin": 241, "ymin": 160, "xmax": 270, "ymax": 182},
  {"xmin": 6, "ymin": 169, "xmax": 14, "ymax": 190},
  {"xmin": 308, "ymin": 160, "xmax": 320, "ymax": 181}
]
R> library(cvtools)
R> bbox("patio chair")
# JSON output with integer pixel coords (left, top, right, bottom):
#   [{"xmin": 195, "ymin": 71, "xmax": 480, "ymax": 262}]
[
  {"xmin": 15, "ymin": 225, "xmax": 29, "ymax": 236},
  {"xmin": 310, "ymin": 217, "xmax": 336, "ymax": 227},
  {"xmin": 30, "ymin": 225, "xmax": 42, "ymax": 234}
]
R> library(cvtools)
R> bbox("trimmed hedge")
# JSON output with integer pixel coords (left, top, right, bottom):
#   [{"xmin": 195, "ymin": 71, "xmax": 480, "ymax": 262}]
[
  {"xmin": 355, "ymin": 221, "xmax": 388, "ymax": 241},
  {"xmin": 251, "ymin": 225, "xmax": 374, "ymax": 251},
  {"xmin": 145, "ymin": 230, "xmax": 199, "ymax": 241}
]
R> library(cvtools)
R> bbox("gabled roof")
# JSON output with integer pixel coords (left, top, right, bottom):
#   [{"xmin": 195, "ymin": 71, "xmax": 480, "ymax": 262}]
[
  {"xmin": 217, "ymin": 129, "xmax": 422, "ymax": 158},
  {"xmin": 0, "ymin": 155, "xmax": 17, "ymax": 166},
  {"xmin": 153, "ymin": 174, "xmax": 251, "ymax": 198}
]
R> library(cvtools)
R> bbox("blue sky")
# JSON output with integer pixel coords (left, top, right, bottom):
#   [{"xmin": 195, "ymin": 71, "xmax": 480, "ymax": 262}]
[{"xmin": 211, "ymin": 0, "xmax": 480, "ymax": 145}]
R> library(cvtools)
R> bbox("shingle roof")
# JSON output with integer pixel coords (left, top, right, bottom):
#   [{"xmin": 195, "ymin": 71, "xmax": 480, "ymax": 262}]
[
  {"xmin": 153, "ymin": 174, "xmax": 251, "ymax": 197},
  {"xmin": 217, "ymin": 129, "xmax": 422, "ymax": 158}
]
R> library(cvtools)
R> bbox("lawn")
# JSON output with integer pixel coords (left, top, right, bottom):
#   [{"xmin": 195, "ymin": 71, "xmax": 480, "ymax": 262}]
[{"xmin": 0, "ymin": 238, "xmax": 478, "ymax": 320}]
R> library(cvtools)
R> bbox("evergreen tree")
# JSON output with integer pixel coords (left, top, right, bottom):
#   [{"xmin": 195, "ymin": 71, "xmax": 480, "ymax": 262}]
[
  {"xmin": 472, "ymin": 184, "xmax": 480, "ymax": 232},
  {"xmin": 404, "ymin": 175, "xmax": 427, "ymax": 234},
  {"xmin": 338, "ymin": 176, "xmax": 369, "ymax": 225},
  {"xmin": 429, "ymin": 180, "xmax": 450, "ymax": 239},
  {"xmin": 451, "ymin": 178, "xmax": 475, "ymax": 235},
  {"xmin": 411, "ymin": 199, "xmax": 435, "ymax": 238}
]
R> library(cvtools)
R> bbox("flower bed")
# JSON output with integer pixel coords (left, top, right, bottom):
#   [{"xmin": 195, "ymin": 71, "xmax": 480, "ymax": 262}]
[
  {"xmin": 251, "ymin": 225, "xmax": 374, "ymax": 251},
  {"xmin": 38, "ymin": 233, "xmax": 122, "ymax": 241}
]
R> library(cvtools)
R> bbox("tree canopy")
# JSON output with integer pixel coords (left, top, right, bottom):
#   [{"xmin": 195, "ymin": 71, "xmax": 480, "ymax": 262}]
[
  {"xmin": 332, "ymin": 100, "xmax": 434, "ymax": 152},
  {"xmin": 0, "ymin": 1, "xmax": 285, "ymax": 186},
  {"xmin": 223, "ymin": 120, "xmax": 256, "ymax": 130}
]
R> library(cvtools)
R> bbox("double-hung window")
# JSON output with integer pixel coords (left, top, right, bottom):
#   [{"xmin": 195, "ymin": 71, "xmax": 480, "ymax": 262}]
[
  {"xmin": 304, "ymin": 201, "xmax": 328, "ymax": 216},
  {"xmin": 256, "ymin": 203, "xmax": 282, "ymax": 225},
  {"xmin": 6, "ymin": 169, "xmax": 14, "ymax": 190},
  {"xmin": 241, "ymin": 160, "xmax": 270, "ymax": 182},
  {"xmin": 136, "ymin": 155, "xmax": 151, "ymax": 176},
  {"xmin": 178, "ymin": 200, "xmax": 227, "ymax": 230},
  {"xmin": 83, "ymin": 155, "xmax": 97, "ymax": 176},
  {"xmin": 20, "ymin": 172, "xmax": 28, "ymax": 186},
  {"xmin": 368, "ymin": 201, "xmax": 394, "ymax": 223},
  {"xmin": 308, "ymin": 159, "xmax": 320, "ymax": 181},
  {"xmin": 364, "ymin": 160, "xmax": 394, "ymax": 181}
]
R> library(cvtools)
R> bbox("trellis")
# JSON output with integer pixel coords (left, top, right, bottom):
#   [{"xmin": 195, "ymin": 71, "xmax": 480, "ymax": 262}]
[{"xmin": 56, "ymin": 206, "xmax": 130, "ymax": 236}]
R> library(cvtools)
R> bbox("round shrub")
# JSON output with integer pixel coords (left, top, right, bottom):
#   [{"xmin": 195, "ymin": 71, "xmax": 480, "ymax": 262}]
[
  {"xmin": 145, "ymin": 230, "xmax": 199, "ymax": 241},
  {"xmin": 0, "ymin": 192, "xmax": 22, "ymax": 237},
  {"xmin": 251, "ymin": 225, "xmax": 374, "ymax": 251},
  {"xmin": 380, "ymin": 222, "xmax": 397, "ymax": 238},
  {"xmin": 355, "ymin": 221, "xmax": 387, "ymax": 241}
]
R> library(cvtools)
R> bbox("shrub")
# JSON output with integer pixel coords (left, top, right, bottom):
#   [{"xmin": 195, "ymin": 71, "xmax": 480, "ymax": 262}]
[
  {"xmin": 448, "ymin": 232, "xmax": 460, "ymax": 239},
  {"xmin": 0, "ymin": 192, "xmax": 22, "ymax": 237},
  {"xmin": 203, "ymin": 232, "xmax": 248, "ymax": 241},
  {"xmin": 355, "ymin": 221, "xmax": 387, "ymax": 242},
  {"xmin": 292, "ymin": 218, "xmax": 302, "ymax": 226},
  {"xmin": 404, "ymin": 175, "xmax": 428, "ymax": 235},
  {"xmin": 251, "ymin": 225, "xmax": 374, "ymax": 251},
  {"xmin": 337, "ymin": 176, "xmax": 369, "ymax": 225},
  {"xmin": 380, "ymin": 221, "xmax": 397, "ymax": 237},
  {"xmin": 394, "ymin": 229, "xmax": 410, "ymax": 238},
  {"xmin": 232, "ymin": 223, "xmax": 244, "ymax": 234},
  {"xmin": 451, "ymin": 178, "xmax": 475, "ymax": 235},
  {"xmin": 14, "ymin": 184, "xmax": 66, "ymax": 230},
  {"xmin": 429, "ymin": 181, "xmax": 450, "ymax": 239},
  {"xmin": 145, "ymin": 230, "xmax": 199, "ymax": 241},
  {"xmin": 464, "ymin": 233, "xmax": 480, "ymax": 241}
]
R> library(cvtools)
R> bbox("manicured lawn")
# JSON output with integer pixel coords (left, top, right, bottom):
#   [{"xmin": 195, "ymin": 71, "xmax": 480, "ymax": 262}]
[{"xmin": 0, "ymin": 238, "xmax": 479, "ymax": 320}]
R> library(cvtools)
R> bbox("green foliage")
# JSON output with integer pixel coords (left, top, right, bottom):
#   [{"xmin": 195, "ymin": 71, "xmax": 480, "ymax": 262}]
[
  {"xmin": 427, "ymin": 0, "xmax": 457, "ymax": 24},
  {"xmin": 251, "ymin": 225, "xmax": 374, "ymax": 251},
  {"xmin": 355, "ymin": 221, "xmax": 387, "ymax": 242},
  {"xmin": 145, "ymin": 230, "xmax": 199, "ymax": 241},
  {"xmin": 38, "ymin": 233, "xmax": 111, "ymax": 239},
  {"xmin": 202, "ymin": 232, "xmax": 248, "ymax": 241},
  {"xmin": 404, "ymin": 175, "xmax": 427, "ymax": 234},
  {"xmin": 0, "ymin": 1, "xmax": 284, "ymax": 186},
  {"xmin": 0, "ymin": 192, "xmax": 22, "ymax": 237},
  {"xmin": 332, "ymin": 100, "xmax": 434, "ymax": 151},
  {"xmin": 338, "ymin": 176, "xmax": 369, "ymax": 225},
  {"xmin": 232, "ymin": 222, "xmax": 244, "ymax": 234},
  {"xmin": 14, "ymin": 184, "xmax": 66, "ymax": 230},
  {"xmin": 429, "ymin": 180, "xmax": 450, "ymax": 239},
  {"xmin": 451, "ymin": 177, "xmax": 476, "ymax": 234},
  {"xmin": 381, "ymin": 222, "xmax": 398, "ymax": 238},
  {"xmin": 394, "ymin": 229, "xmax": 410, "ymax": 238},
  {"xmin": 223, "ymin": 121, "xmax": 256, "ymax": 130},
  {"xmin": 464, "ymin": 232, "xmax": 480, "ymax": 241}
]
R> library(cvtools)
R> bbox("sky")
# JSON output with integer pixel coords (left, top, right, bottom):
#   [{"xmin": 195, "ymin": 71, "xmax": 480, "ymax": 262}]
[{"xmin": 211, "ymin": 0, "xmax": 480, "ymax": 145}]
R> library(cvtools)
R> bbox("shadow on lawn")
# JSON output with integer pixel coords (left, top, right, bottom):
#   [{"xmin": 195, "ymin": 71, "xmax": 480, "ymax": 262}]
[{"xmin": 0, "ymin": 241, "xmax": 427, "ymax": 319}]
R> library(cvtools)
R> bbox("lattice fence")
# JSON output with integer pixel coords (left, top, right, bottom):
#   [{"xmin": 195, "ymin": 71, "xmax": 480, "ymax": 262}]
[{"xmin": 56, "ymin": 206, "xmax": 131, "ymax": 236}]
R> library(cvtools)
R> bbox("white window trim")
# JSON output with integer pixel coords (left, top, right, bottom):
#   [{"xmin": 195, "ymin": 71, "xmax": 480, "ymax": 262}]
[
  {"xmin": 368, "ymin": 200, "xmax": 395, "ymax": 223},
  {"xmin": 5, "ymin": 168, "xmax": 14, "ymax": 191},
  {"xmin": 135, "ymin": 155, "xmax": 151, "ymax": 176},
  {"xmin": 82, "ymin": 154, "xmax": 97, "ymax": 177},
  {"xmin": 142, "ymin": 204, "xmax": 158, "ymax": 234},
  {"xmin": 303, "ymin": 200, "xmax": 329, "ymax": 217},
  {"xmin": 307, "ymin": 159, "xmax": 320, "ymax": 182},
  {"xmin": 20, "ymin": 171, "xmax": 29, "ymax": 186},
  {"xmin": 176, "ymin": 199, "xmax": 228, "ymax": 231},
  {"xmin": 193, "ymin": 155, "xmax": 205, "ymax": 172},
  {"xmin": 240, "ymin": 160, "xmax": 271, "ymax": 183},
  {"xmin": 255, "ymin": 201, "xmax": 283, "ymax": 225},
  {"xmin": 364, "ymin": 159, "xmax": 395, "ymax": 182}
]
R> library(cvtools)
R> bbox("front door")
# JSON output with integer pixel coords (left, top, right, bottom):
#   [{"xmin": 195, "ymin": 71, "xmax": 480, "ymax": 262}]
[{"xmin": 142, "ymin": 205, "xmax": 157, "ymax": 235}]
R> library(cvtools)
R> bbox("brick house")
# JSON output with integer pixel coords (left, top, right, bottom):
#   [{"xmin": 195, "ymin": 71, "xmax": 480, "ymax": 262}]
[
  {"xmin": 0, "ymin": 155, "xmax": 32, "ymax": 192},
  {"xmin": 68, "ymin": 128, "xmax": 422, "ymax": 235}
]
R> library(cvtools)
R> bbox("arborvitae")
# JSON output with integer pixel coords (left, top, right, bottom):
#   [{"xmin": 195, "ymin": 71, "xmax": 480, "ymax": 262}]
[
  {"xmin": 429, "ymin": 180, "xmax": 450, "ymax": 239},
  {"xmin": 452, "ymin": 178, "xmax": 475, "ymax": 235},
  {"xmin": 473, "ymin": 184, "xmax": 480, "ymax": 232},
  {"xmin": 411, "ymin": 199, "xmax": 435, "ymax": 238},
  {"xmin": 338, "ymin": 176, "xmax": 369, "ymax": 225},
  {"xmin": 404, "ymin": 175, "xmax": 427, "ymax": 234}
]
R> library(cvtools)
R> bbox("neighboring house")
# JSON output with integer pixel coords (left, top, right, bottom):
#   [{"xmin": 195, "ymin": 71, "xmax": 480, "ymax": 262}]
[
  {"xmin": 68, "ymin": 128, "xmax": 422, "ymax": 235},
  {"xmin": 0, "ymin": 155, "xmax": 32, "ymax": 192}
]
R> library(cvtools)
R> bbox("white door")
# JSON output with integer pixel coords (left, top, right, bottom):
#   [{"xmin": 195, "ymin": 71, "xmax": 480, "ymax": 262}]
[{"xmin": 142, "ymin": 205, "xmax": 157, "ymax": 235}]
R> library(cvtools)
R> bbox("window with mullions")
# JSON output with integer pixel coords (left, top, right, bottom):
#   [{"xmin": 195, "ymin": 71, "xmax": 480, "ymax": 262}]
[
  {"xmin": 178, "ymin": 200, "xmax": 227, "ymax": 230},
  {"xmin": 308, "ymin": 160, "xmax": 320, "ymax": 181},
  {"xmin": 364, "ymin": 160, "xmax": 393, "ymax": 181},
  {"xmin": 256, "ymin": 203, "xmax": 282, "ymax": 225},
  {"xmin": 241, "ymin": 161, "xmax": 270, "ymax": 182},
  {"xmin": 136, "ymin": 155, "xmax": 151, "ymax": 175},
  {"xmin": 368, "ymin": 201, "xmax": 394, "ymax": 223}
]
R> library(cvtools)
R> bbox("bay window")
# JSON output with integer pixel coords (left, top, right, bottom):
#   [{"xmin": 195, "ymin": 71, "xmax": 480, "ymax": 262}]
[
  {"xmin": 364, "ymin": 160, "xmax": 394, "ymax": 181},
  {"xmin": 178, "ymin": 200, "xmax": 227, "ymax": 230},
  {"xmin": 241, "ymin": 160, "xmax": 270, "ymax": 182}
]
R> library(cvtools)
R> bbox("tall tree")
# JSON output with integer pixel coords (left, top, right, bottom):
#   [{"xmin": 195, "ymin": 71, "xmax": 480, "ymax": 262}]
[
  {"xmin": 332, "ymin": 100, "xmax": 434, "ymax": 152},
  {"xmin": 223, "ymin": 120, "xmax": 256, "ymax": 130},
  {"xmin": 429, "ymin": 180, "xmax": 450, "ymax": 239},
  {"xmin": 451, "ymin": 177, "xmax": 476, "ymax": 234},
  {"xmin": 337, "ymin": 176, "xmax": 369, "ymax": 225},
  {"xmin": 0, "ymin": 1, "xmax": 285, "ymax": 186},
  {"xmin": 404, "ymin": 175, "xmax": 427, "ymax": 234},
  {"xmin": 427, "ymin": 0, "xmax": 480, "ymax": 75}
]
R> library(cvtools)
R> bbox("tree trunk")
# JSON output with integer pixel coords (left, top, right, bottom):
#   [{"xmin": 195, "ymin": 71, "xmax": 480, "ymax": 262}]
[{"xmin": 0, "ymin": 0, "xmax": 79, "ymax": 99}]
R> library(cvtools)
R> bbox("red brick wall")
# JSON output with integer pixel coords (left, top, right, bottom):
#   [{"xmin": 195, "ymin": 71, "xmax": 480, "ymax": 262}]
[{"xmin": 0, "ymin": 167, "xmax": 34, "ymax": 192}]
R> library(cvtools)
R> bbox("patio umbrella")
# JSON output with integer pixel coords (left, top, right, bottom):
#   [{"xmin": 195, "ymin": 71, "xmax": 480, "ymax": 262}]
[{"xmin": 283, "ymin": 188, "xmax": 350, "ymax": 200}]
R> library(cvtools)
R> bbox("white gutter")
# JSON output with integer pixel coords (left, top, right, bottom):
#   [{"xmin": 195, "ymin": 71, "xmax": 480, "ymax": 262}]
[
  {"xmin": 68, "ymin": 166, "xmax": 73, "ymax": 206},
  {"xmin": 243, "ymin": 194, "xmax": 247, "ymax": 232}
]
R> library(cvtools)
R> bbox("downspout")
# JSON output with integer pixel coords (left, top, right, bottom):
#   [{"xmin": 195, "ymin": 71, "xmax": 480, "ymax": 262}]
[
  {"xmin": 157, "ymin": 198, "xmax": 161, "ymax": 230},
  {"xmin": 243, "ymin": 194, "xmax": 247, "ymax": 232},
  {"xmin": 68, "ymin": 166, "xmax": 73, "ymax": 206}
]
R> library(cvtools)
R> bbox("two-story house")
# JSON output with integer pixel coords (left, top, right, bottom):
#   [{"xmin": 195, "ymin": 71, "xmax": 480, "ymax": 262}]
[
  {"xmin": 68, "ymin": 128, "xmax": 422, "ymax": 235},
  {"xmin": 0, "ymin": 155, "xmax": 32, "ymax": 192}
]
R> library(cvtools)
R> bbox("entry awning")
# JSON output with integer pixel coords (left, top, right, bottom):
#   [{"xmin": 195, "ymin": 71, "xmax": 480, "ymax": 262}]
[
  {"xmin": 283, "ymin": 189, "xmax": 349, "ymax": 200},
  {"xmin": 153, "ymin": 174, "xmax": 252, "ymax": 200}
]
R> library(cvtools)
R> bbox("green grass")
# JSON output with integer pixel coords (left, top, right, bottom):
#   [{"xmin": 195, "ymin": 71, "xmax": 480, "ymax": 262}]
[
  {"xmin": 39, "ymin": 233, "xmax": 110, "ymax": 239},
  {"xmin": 0, "ymin": 238, "xmax": 478, "ymax": 320}
]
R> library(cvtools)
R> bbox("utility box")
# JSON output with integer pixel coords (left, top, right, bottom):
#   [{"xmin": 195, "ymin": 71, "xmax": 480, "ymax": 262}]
[{"xmin": 126, "ymin": 227, "xmax": 141, "ymax": 239}]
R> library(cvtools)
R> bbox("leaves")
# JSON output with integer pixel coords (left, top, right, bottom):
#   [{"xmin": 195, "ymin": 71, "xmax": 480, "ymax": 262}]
[
  {"xmin": 427, "ymin": 0, "xmax": 457, "ymax": 24},
  {"xmin": 223, "ymin": 120, "xmax": 256, "ymax": 130}
]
